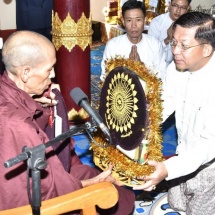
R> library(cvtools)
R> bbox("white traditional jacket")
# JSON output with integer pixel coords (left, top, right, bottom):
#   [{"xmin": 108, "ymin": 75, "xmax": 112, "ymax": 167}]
[
  {"xmin": 163, "ymin": 53, "xmax": 215, "ymax": 180},
  {"xmin": 148, "ymin": 12, "xmax": 173, "ymax": 65},
  {"xmin": 100, "ymin": 33, "xmax": 167, "ymax": 81}
]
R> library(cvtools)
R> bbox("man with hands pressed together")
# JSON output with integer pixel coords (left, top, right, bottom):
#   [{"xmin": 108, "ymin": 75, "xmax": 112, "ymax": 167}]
[
  {"xmin": 134, "ymin": 12, "xmax": 215, "ymax": 215},
  {"xmin": 148, "ymin": 0, "xmax": 192, "ymax": 65},
  {"xmin": 100, "ymin": 0, "xmax": 166, "ymax": 82}
]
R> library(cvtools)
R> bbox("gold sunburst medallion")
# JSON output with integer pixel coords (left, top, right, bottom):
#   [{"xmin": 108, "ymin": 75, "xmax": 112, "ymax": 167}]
[{"xmin": 106, "ymin": 72, "xmax": 138, "ymax": 136}]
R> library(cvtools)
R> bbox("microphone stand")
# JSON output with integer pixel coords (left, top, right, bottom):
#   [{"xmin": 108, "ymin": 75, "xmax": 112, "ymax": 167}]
[{"xmin": 4, "ymin": 122, "xmax": 93, "ymax": 215}]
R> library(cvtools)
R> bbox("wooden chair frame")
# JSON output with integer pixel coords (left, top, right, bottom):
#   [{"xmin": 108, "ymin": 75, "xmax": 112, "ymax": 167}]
[{"xmin": 0, "ymin": 182, "xmax": 118, "ymax": 215}]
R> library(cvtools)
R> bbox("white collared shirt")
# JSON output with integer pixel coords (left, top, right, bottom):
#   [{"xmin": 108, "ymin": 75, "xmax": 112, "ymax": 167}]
[
  {"xmin": 148, "ymin": 12, "xmax": 173, "ymax": 65},
  {"xmin": 100, "ymin": 33, "xmax": 167, "ymax": 81},
  {"xmin": 162, "ymin": 53, "xmax": 215, "ymax": 180}
]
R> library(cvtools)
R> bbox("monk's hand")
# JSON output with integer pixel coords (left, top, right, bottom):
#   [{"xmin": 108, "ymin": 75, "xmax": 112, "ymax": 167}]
[
  {"xmin": 81, "ymin": 164, "xmax": 123, "ymax": 187},
  {"xmin": 34, "ymin": 83, "xmax": 60, "ymax": 107}
]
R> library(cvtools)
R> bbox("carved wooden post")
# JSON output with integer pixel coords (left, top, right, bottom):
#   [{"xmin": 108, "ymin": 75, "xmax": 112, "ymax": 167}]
[{"xmin": 52, "ymin": 0, "xmax": 92, "ymax": 120}]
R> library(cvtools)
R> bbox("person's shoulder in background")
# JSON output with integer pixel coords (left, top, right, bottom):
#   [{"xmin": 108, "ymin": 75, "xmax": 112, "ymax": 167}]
[{"xmin": 148, "ymin": 12, "xmax": 171, "ymax": 36}]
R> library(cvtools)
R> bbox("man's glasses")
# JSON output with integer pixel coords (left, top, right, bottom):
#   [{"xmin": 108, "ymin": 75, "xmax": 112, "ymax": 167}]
[
  {"xmin": 171, "ymin": 3, "xmax": 188, "ymax": 11},
  {"xmin": 170, "ymin": 40, "xmax": 208, "ymax": 52}
]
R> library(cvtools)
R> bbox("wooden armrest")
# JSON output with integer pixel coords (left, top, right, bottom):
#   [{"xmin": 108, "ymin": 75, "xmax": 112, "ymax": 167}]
[{"xmin": 0, "ymin": 182, "xmax": 119, "ymax": 215}]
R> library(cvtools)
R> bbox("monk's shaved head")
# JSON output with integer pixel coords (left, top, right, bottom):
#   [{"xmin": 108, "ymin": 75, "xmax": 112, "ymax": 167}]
[{"xmin": 2, "ymin": 31, "xmax": 55, "ymax": 75}]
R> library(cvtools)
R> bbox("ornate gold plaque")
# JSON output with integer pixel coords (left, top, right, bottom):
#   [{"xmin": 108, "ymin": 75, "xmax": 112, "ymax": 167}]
[{"xmin": 91, "ymin": 58, "xmax": 164, "ymax": 186}]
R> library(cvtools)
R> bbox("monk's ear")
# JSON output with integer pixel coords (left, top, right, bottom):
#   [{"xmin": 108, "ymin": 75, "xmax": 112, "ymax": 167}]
[
  {"xmin": 203, "ymin": 44, "xmax": 213, "ymax": 58},
  {"xmin": 21, "ymin": 66, "xmax": 30, "ymax": 83}
]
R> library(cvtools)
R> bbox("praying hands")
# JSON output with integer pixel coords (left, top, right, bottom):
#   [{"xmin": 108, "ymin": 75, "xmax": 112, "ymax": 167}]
[{"xmin": 129, "ymin": 45, "xmax": 141, "ymax": 62}]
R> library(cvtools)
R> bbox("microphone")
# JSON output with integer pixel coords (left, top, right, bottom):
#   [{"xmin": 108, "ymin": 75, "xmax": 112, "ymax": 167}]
[{"xmin": 70, "ymin": 87, "xmax": 112, "ymax": 143}]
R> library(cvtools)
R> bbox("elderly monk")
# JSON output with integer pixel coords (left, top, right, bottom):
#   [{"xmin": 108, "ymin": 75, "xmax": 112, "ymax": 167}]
[{"xmin": 0, "ymin": 31, "xmax": 135, "ymax": 214}]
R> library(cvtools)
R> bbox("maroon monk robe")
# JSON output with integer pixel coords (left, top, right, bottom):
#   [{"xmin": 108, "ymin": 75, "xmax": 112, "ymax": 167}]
[{"xmin": 0, "ymin": 73, "xmax": 135, "ymax": 214}]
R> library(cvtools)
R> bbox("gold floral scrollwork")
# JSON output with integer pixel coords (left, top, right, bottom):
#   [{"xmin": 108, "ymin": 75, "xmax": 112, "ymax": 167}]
[{"xmin": 52, "ymin": 12, "xmax": 93, "ymax": 52}]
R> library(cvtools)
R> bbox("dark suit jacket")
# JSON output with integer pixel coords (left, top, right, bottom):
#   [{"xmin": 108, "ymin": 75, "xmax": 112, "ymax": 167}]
[{"xmin": 16, "ymin": 0, "xmax": 53, "ymax": 30}]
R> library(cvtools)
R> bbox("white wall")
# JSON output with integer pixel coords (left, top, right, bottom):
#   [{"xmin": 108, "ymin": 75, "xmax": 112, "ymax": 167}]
[
  {"xmin": 190, "ymin": 0, "xmax": 215, "ymax": 10},
  {"xmin": 0, "ymin": 0, "xmax": 214, "ymax": 30},
  {"xmin": 90, "ymin": 0, "xmax": 106, "ymax": 22},
  {"xmin": 0, "ymin": 0, "xmax": 16, "ymax": 30}
]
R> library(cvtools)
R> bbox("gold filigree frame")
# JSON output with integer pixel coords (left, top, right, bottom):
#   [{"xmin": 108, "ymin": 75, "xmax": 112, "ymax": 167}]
[
  {"xmin": 90, "ymin": 58, "xmax": 164, "ymax": 186},
  {"xmin": 52, "ymin": 12, "xmax": 93, "ymax": 52}
]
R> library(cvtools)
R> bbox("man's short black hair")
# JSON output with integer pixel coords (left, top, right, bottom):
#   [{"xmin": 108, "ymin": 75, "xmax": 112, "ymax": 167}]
[
  {"xmin": 122, "ymin": 0, "xmax": 146, "ymax": 17},
  {"xmin": 173, "ymin": 12, "xmax": 215, "ymax": 49}
]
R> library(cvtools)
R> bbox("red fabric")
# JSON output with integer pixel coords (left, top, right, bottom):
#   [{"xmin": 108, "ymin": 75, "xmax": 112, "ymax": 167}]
[{"xmin": 0, "ymin": 73, "xmax": 135, "ymax": 214}]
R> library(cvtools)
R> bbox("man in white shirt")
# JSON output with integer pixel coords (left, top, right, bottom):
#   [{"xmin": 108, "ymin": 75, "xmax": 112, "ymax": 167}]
[
  {"xmin": 134, "ymin": 12, "xmax": 215, "ymax": 214},
  {"xmin": 100, "ymin": 0, "xmax": 167, "ymax": 81},
  {"xmin": 148, "ymin": 0, "xmax": 191, "ymax": 65}
]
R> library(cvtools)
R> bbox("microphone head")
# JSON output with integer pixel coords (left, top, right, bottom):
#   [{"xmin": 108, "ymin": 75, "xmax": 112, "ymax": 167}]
[{"xmin": 70, "ymin": 87, "xmax": 88, "ymax": 106}]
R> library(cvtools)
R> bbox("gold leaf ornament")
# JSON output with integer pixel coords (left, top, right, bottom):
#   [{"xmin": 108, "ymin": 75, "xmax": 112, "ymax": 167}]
[{"xmin": 52, "ymin": 12, "xmax": 93, "ymax": 51}]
